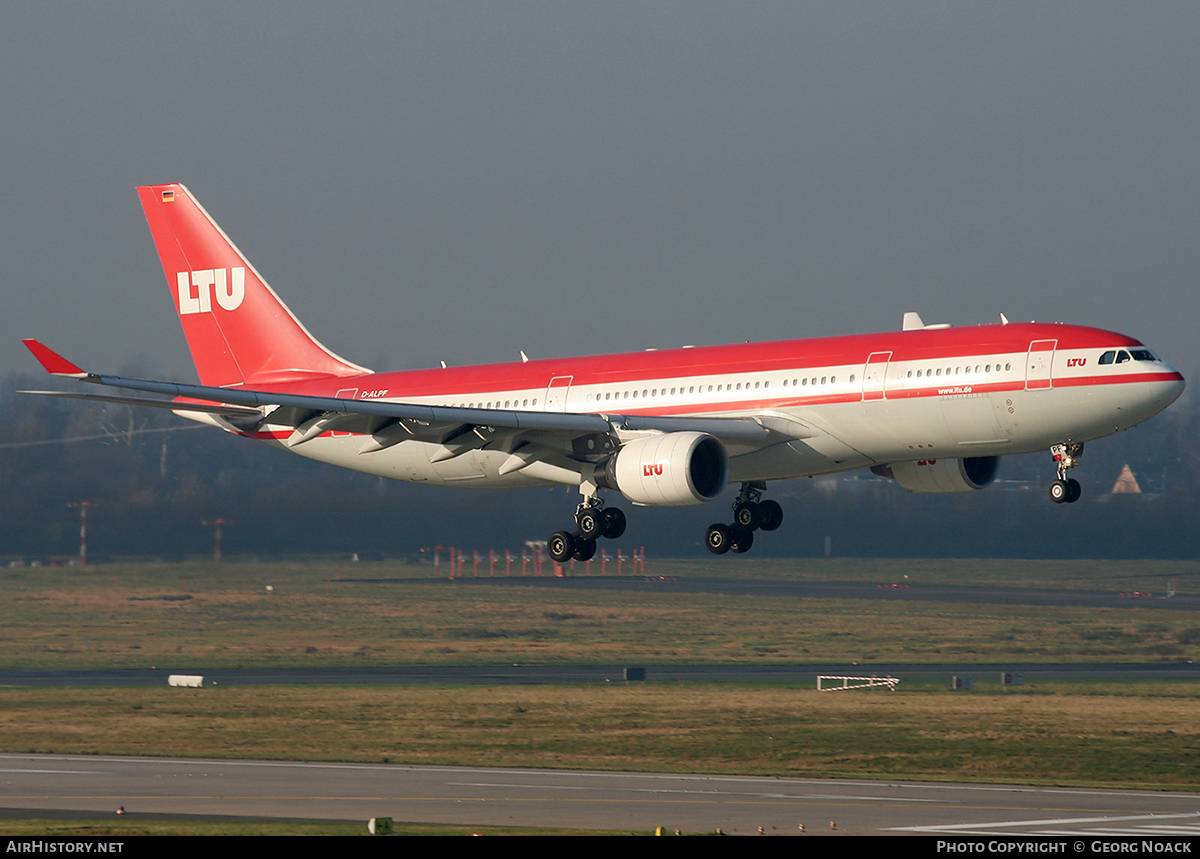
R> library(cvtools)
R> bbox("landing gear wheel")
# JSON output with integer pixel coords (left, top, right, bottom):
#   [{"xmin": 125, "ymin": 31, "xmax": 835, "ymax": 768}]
[
  {"xmin": 729, "ymin": 527, "xmax": 754, "ymax": 554},
  {"xmin": 758, "ymin": 500, "xmax": 783, "ymax": 532},
  {"xmin": 733, "ymin": 501, "xmax": 761, "ymax": 531},
  {"xmin": 1048, "ymin": 479, "xmax": 1069, "ymax": 504},
  {"xmin": 601, "ymin": 507, "xmax": 626, "ymax": 540},
  {"xmin": 548, "ymin": 530, "xmax": 576, "ymax": 562},
  {"xmin": 572, "ymin": 538, "xmax": 597, "ymax": 562},
  {"xmin": 1066, "ymin": 478, "xmax": 1081, "ymax": 503},
  {"xmin": 705, "ymin": 523, "xmax": 732, "ymax": 555},
  {"xmin": 577, "ymin": 509, "xmax": 604, "ymax": 540}
]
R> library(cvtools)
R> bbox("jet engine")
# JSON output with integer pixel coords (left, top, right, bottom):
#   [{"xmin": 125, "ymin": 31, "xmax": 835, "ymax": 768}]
[
  {"xmin": 597, "ymin": 432, "xmax": 728, "ymax": 505},
  {"xmin": 871, "ymin": 456, "xmax": 1000, "ymax": 493}
]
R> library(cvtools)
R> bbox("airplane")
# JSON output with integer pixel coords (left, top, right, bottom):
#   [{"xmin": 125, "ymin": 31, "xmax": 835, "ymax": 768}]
[{"xmin": 22, "ymin": 183, "xmax": 1185, "ymax": 561}]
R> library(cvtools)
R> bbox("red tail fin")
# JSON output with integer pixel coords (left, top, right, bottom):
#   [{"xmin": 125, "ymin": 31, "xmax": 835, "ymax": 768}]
[{"xmin": 137, "ymin": 184, "xmax": 369, "ymax": 387}]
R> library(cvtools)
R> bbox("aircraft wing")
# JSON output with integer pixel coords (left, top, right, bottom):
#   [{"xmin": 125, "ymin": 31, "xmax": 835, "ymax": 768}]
[{"xmin": 21, "ymin": 341, "xmax": 814, "ymax": 459}]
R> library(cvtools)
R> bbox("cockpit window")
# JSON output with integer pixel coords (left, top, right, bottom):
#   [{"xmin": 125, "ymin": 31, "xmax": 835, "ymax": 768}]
[
  {"xmin": 1115, "ymin": 350, "xmax": 1131, "ymax": 363},
  {"xmin": 1099, "ymin": 350, "xmax": 1115, "ymax": 365},
  {"xmin": 1130, "ymin": 349, "xmax": 1156, "ymax": 362}
]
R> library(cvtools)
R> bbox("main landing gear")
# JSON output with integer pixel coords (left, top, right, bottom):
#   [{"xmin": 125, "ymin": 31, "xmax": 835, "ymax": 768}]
[
  {"xmin": 547, "ymin": 497, "xmax": 627, "ymax": 563},
  {"xmin": 705, "ymin": 482, "xmax": 783, "ymax": 555},
  {"xmin": 1048, "ymin": 442, "xmax": 1084, "ymax": 504}
]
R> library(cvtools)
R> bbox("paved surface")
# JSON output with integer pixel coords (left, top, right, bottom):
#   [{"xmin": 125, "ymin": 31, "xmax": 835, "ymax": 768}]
[
  {"xmin": 1, "ymin": 662, "xmax": 1197, "ymax": 687},
  {"xmin": 368, "ymin": 574, "xmax": 1200, "ymax": 611},
  {"xmin": 2, "ymin": 754, "xmax": 1198, "ymax": 835}
]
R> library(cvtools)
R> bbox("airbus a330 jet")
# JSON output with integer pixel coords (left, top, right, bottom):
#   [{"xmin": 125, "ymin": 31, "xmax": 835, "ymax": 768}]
[{"xmin": 23, "ymin": 184, "xmax": 1185, "ymax": 560}]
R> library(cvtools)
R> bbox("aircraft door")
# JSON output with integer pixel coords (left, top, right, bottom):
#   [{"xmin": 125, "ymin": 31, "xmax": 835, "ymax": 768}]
[
  {"xmin": 332, "ymin": 388, "xmax": 359, "ymax": 436},
  {"xmin": 862, "ymin": 352, "xmax": 892, "ymax": 401},
  {"xmin": 1025, "ymin": 340, "xmax": 1057, "ymax": 390},
  {"xmin": 544, "ymin": 376, "xmax": 573, "ymax": 412}
]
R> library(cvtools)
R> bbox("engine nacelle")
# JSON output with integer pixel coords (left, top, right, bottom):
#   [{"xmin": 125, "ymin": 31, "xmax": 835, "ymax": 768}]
[
  {"xmin": 872, "ymin": 456, "xmax": 1000, "ymax": 493},
  {"xmin": 598, "ymin": 432, "xmax": 728, "ymax": 505}
]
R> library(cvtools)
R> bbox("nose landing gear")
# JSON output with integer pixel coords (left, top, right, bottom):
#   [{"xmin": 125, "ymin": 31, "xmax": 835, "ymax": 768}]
[
  {"xmin": 705, "ymin": 482, "xmax": 784, "ymax": 555},
  {"xmin": 1048, "ymin": 442, "xmax": 1084, "ymax": 504}
]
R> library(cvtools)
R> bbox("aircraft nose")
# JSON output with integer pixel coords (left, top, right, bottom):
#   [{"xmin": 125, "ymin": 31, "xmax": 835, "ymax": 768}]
[
  {"xmin": 1164, "ymin": 372, "xmax": 1185, "ymax": 405},
  {"xmin": 1144, "ymin": 364, "xmax": 1185, "ymax": 414}
]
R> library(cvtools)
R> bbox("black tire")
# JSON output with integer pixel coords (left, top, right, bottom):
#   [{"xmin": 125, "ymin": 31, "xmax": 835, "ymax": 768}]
[
  {"xmin": 572, "ymin": 538, "xmax": 597, "ymax": 562},
  {"xmin": 1048, "ymin": 479, "xmax": 1069, "ymax": 504},
  {"xmin": 1066, "ymin": 478, "xmax": 1081, "ymax": 503},
  {"xmin": 705, "ymin": 523, "xmax": 732, "ymax": 555},
  {"xmin": 547, "ymin": 530, "xmax": 576, "ymax": 563},
  {"xmin": 733, "ymin": 501, "xmax": 761, "ymax": 531},
  {"xmin": 577, "ymin": 509, "xmax": 604, "ymax": 540},
  {"xmin": 758, "ymin": 499, "xmax": 783, "ymax": 532},
  {"xmin": 730, "ymin": 527, "xmax": 754, "ymax": 554},
  {"xmin": 602, "ymin": 507, "xmax": 627, "ymax": 540}
]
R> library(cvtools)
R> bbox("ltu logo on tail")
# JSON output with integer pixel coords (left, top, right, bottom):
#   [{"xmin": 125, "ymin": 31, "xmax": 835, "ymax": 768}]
[{"xmin": 176, "ymin": 267, "xmax": 245, "ymax": 315}]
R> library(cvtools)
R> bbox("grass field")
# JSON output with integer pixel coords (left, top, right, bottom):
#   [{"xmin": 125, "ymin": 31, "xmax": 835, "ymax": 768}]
[
  {"xmin": 2, "ymin": 558, "xmax": 1199, "ymax": 668},
  {"xmin": 1, "ymin": 557, "xmax": 1198, "ymax": 795},
  {"xmin": 1, "ymin": 681, "xmax": 1198, "ymax": 789}
]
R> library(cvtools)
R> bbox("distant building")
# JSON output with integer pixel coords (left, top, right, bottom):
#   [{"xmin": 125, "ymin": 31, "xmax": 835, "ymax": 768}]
[{"xmin": 1111, "ymin": 464, "xmax": 1142, "ymax": 494}]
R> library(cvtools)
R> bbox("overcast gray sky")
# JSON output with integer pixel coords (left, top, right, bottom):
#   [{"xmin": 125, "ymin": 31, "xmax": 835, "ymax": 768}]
[{"xmin": 4, "ymin": 3, "xmax": 1198, "ymax": 386}]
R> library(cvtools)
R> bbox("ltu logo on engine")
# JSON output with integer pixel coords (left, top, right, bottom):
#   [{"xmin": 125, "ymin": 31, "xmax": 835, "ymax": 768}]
[
  {"xmin": 643, "ymin": 463, "xmax": 665, "ymax": 477},
  {"xmin": 176, "ymin": 267, "xmax": 246, "ymax": 314}
]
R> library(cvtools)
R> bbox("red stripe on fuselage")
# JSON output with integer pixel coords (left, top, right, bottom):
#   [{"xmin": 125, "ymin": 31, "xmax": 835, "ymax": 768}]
[
  {"xmin": 247, "ymin": 322, "xmax": 1147, "ymax": 401},
  {"xmin": 1052, "ymin": 371, "xmax": 1183, "ymax": 388}
]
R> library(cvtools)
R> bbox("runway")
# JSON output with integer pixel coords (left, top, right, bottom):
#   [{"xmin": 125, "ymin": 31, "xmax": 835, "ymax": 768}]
[
  {"xmin": 0, "ymin": 662, "xmax": 1196, "ymax": 687},
  {"xmin": 2, "ymin": 754, "xmax": 1198, "ymax": 835},
  {"xmin": 354, "ymin": 575, "xmax": 1200, "ymax": 612}
]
